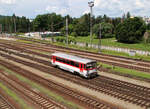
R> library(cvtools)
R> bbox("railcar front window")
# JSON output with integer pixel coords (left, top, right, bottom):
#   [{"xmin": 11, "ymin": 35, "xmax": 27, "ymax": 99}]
[{"xmin": 86, "ymin": 62, "xmax": 96, "ymax": 69}]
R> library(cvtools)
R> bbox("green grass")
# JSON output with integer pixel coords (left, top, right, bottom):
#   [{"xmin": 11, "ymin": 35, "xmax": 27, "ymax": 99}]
[
  {"xmin": 53, "ymin": 36, "xmax": 150, "ymax": 52},
  {"xmin": 0, "ymin": 82, "xmax": 32, "ymax": 109},
  {"xmin": 17, "ymin": 38, "xmax": 150, "ymax": 61},
  {"xmin": 31, "ymin": 49, "xmax": 51, "ymax": 55},
  {"xmin": 0, "ymin": 65, "xmax": 82, "ymax": 109},
  {"xmin": 17, "ymin": 40, "xmax": 34, "ymax": 44},
  {"xmin": 51, "ymin": 41, "xmax": 150, "ymax": 61},
  {"xmin": 102, "ymin": 49, "xmax": 150, "ymax": 61},
  {"xmin": 99, "ymin": 63, "xmax": 150, "ymax": 80}
]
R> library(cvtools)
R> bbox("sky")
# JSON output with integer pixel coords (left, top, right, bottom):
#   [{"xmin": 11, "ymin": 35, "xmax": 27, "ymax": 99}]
[{"xmin": 0, "ymin": 0, "xmax": 150, "ymax": 18}]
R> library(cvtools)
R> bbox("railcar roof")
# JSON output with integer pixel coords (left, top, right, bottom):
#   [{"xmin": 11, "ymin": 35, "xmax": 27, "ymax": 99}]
[{"xmin": 52, "ymin": 52, "xmax": 96, "ymax": 64}]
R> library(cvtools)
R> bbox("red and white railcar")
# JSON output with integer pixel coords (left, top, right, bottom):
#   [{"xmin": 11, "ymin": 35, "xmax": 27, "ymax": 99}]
[{"xmin": 51, "ymin": 52, "xmax": 97, "ymax": 78}]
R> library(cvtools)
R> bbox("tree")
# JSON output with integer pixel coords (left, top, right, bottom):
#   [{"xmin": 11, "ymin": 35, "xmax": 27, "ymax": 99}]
[
  {"xmin": 0, "ymin": 14, "xmax": 31, "ymax": 33},
  {"xmin": 33, "ymin": 13, "xmax": 64, "ymax": 32},
  {"xmin": 61, "ymin": 24, "xmax": 74, "ymax": 35},
  {"xmin": 127, "ymin": 12, "xmax": 131, "ymax": 19},
  {"xmin": 115, "ymin": 17, "xmax": 146, "ymax": 43},
  {"xmin": 93, "ymin": 22, "xmax": 114, "ymax": 38},
  {"xmin": 147, "ymin": 23, "xmax": 150, "ymax": 30}
]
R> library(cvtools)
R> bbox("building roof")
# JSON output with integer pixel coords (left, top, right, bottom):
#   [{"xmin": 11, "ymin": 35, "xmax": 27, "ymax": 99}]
[{"xmin": 52, "ymin": 52, "xmax": 96, "ymax": 64}]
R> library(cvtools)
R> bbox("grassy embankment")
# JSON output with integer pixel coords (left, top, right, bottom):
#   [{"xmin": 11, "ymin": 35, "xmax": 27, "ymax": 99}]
[
  {"xmin": 0, "ymin": 65, "xmax": 82, "ymax": 109},
  {"xmin": 99, "ymin": 63, "xmax": 150, "ymax": 80},
  {"xmin": 16, "ymin": 38, "xmax": 150, "ymax": 61},
  {"xmin": 52, "ymin": 36, "xmax": 150, "ymax": 51}
]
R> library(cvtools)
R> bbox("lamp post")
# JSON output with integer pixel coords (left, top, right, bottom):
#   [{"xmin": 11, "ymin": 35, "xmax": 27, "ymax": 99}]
[
  {"xmin": 88, "ymin": 1, "xmax": 94, "ymax": 48},
  {"xmin": 98, "ymin": 24, "xmax": 102, "ymax": 53}
]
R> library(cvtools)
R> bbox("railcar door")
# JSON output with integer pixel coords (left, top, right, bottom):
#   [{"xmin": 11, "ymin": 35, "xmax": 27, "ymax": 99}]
[
  {"xmin": 79, "ymin": 64, "xmax": 83, "ymax": 72},
  {"xmin": 53, "ymin": 56, "xmax": 56, "ymax": 63}
]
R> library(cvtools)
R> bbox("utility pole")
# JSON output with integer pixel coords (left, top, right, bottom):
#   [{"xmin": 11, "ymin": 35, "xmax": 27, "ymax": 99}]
[
  {"xmin": 51, "ymin": 15, "xmax": 54, "ymax": 37},
  {"xmin": 66, "ymin": 17, "xmax": 68, "ymax": 46},
  {"xmin": 88, "ymin": 1, "xmax": 94, "ymax": 48},
  {"xmin": 98, "ymin": 24, "xmax": 102, "ymax": 53},
  {"xmin": 28, "ymin": 21, "xmax": 30, "ymax": 36},
  {"xmin": 0, "ymin": 24, "xmax": 2, "ymax": 34},
  {"xmin": 13, "ymin": 16, "xmax": 16, "ymax": 33}
]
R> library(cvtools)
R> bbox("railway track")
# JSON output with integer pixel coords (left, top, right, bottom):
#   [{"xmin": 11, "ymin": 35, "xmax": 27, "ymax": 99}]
[
  {"xmin": 0, "ymin": 40, "xmax": 150, "ymax": 73},
  {"xmin": 0, "ymin": 59, "xmax": 117, "ymax": 109},
  {"xmin": 0, "ymin": 71, "xmax": 68, "ymax": 109},
  {"xmin": 0, "ymin": 95, "xmax": 15, "ymax": 109},
  {"xmin": 10, "ymin": 38, "xmax": 150, "ymax": 68},
  {"xmin": 0, "ymin": 47, "xmax": 150, "ymax": 108}
]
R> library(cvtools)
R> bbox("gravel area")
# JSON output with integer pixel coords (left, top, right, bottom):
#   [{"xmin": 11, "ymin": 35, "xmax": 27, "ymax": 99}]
[{"xmin": 0, "ymin": 37, "xmax": 16, "ymax": 41}]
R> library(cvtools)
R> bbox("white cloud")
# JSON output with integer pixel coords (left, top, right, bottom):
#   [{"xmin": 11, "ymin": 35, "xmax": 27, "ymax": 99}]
[
  {"xmin": 0, "ymin": 0, "xmax": 16, "ymax": 4},
  {"xmin": 0, "ymin": 0, "xmax": 150, "ymax": 18},
  {"xmin": 94, "ymin": 0, "xmax": 101, "ymax": 7},
  {"xmin": 45, "ymin": 5, "xmax": 68, "ymax": 15},
  {"xmin": 135, "ymin": 0, "xmax": 144, "ymax": 8},
  {"xmin": 83, "ymin": 10, "xmax": 90, "ymax": 15}
]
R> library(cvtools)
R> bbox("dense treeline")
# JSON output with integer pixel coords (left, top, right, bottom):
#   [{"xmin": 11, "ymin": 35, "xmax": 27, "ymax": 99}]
[
  {"xmin": 0, "ymin": 14, "xmax": 32, "ymax": 33},
  {"xmin": 0, "ymin": 12, "xmax": 149, "ymax": 43},
  {"xmin": 0, "ymin": 13, "xmax": 121, "ymax": 37}
]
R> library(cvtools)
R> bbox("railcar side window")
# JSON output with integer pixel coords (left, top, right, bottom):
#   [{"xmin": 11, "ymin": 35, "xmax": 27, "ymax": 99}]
[
  {"xmin": 84, "ymin": 64, "xmax": 86, "ymax": 69},
  {"xmin": 56, "ymin": 57, "xmax": 59, "ymax": 61},
  {"xmin": 66, "ymin": 60, "xmax": 70, "ymax": 64},
  {"xmin": 81, "ymin": 64, "xmax": 83, "ymax": 68},
  {"xmin": 61, "ymin": 58, "xmax": 65, "ymax": 63},
  {"xmin": 75, "ymin": 62, "xmax": 79, "ymax": 67},
  {"xmin": 70, "ymin": 61, "xmax": 74, "ymax": 66},
  {"xmin": 86, "ymin": 62, "xmax": 96, "ymax": 69}
]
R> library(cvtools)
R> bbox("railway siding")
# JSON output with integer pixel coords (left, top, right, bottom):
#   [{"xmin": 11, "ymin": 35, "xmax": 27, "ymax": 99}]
[
  {"xmin": 0, "ymin": 94, "xmax": 15, "ymax": 109},
  {"xmin": 0, "ymin": 57, "xmax": 117, "ymax": 109},
  {"xmin": 0, "ymin": 40, "xmax": 150, "ymax": 109},
  {"xmin": 0, "ymin": 51, "xmax": 146, "ymax": 109},
  {"xmin": 0, "ymin": 72, "xmax": 68, "ymax": 109},
  {"xmin": 1, "ymin": 40, "xmax": 150, "ymax": 74}
]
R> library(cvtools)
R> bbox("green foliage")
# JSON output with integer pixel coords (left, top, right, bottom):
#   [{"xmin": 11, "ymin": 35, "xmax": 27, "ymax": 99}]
[
  {"xmin": 99, "ymin": 63, "xmax": 150, "ymax": 80},
  {"xmin": 146, "ymin": 30, "xmax": 150, "ymax": 43},
  {"xmin": 126, "ymin": 12, "xmax": 131, "ymax": 19},
  {"xmin": 33, "ymin": 13, "xmax": 64, "ymax": 32},
  {"xmin": 71, "ymin": 14, "xmax": 90, "ymax": 36},
  {"xmin": 0, "ymin": 14, "xmax": 31, "ymax": 33},
  {"xmin": 55, "ymin": 36, "xmax": 76, "ymax": 44},
  {"xmin": 93, "ymin": 22, "xmax": 114, "ymax": 38},
  {"xmin": 61, "ymin": 24, "xmax": 74, "ymax": 35},
  {"xmin": 115, "ymin": 17, "xmax": 146, "ymax": 43},
  {"xmin": 147, "ymin": 23, "xmax": 150, "ymax": 30}
]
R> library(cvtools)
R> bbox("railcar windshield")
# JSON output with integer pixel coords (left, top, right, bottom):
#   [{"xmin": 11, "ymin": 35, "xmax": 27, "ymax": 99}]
[{"xmin": 86, "ymin": 62, "xmax": 97, "ymax": 69}]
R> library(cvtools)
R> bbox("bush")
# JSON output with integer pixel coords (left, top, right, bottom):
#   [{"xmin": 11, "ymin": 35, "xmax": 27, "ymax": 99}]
[
  {"xmin": 115, "ymin": 17, "xmax": 146, "ymax": 43},
  {"xmin": 71, "ymin": 32, "xmax": 77, "ymax": 37},
  {"xmin": 55, "ymin": 37, "xmax": 66, "ymax": 43}
]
